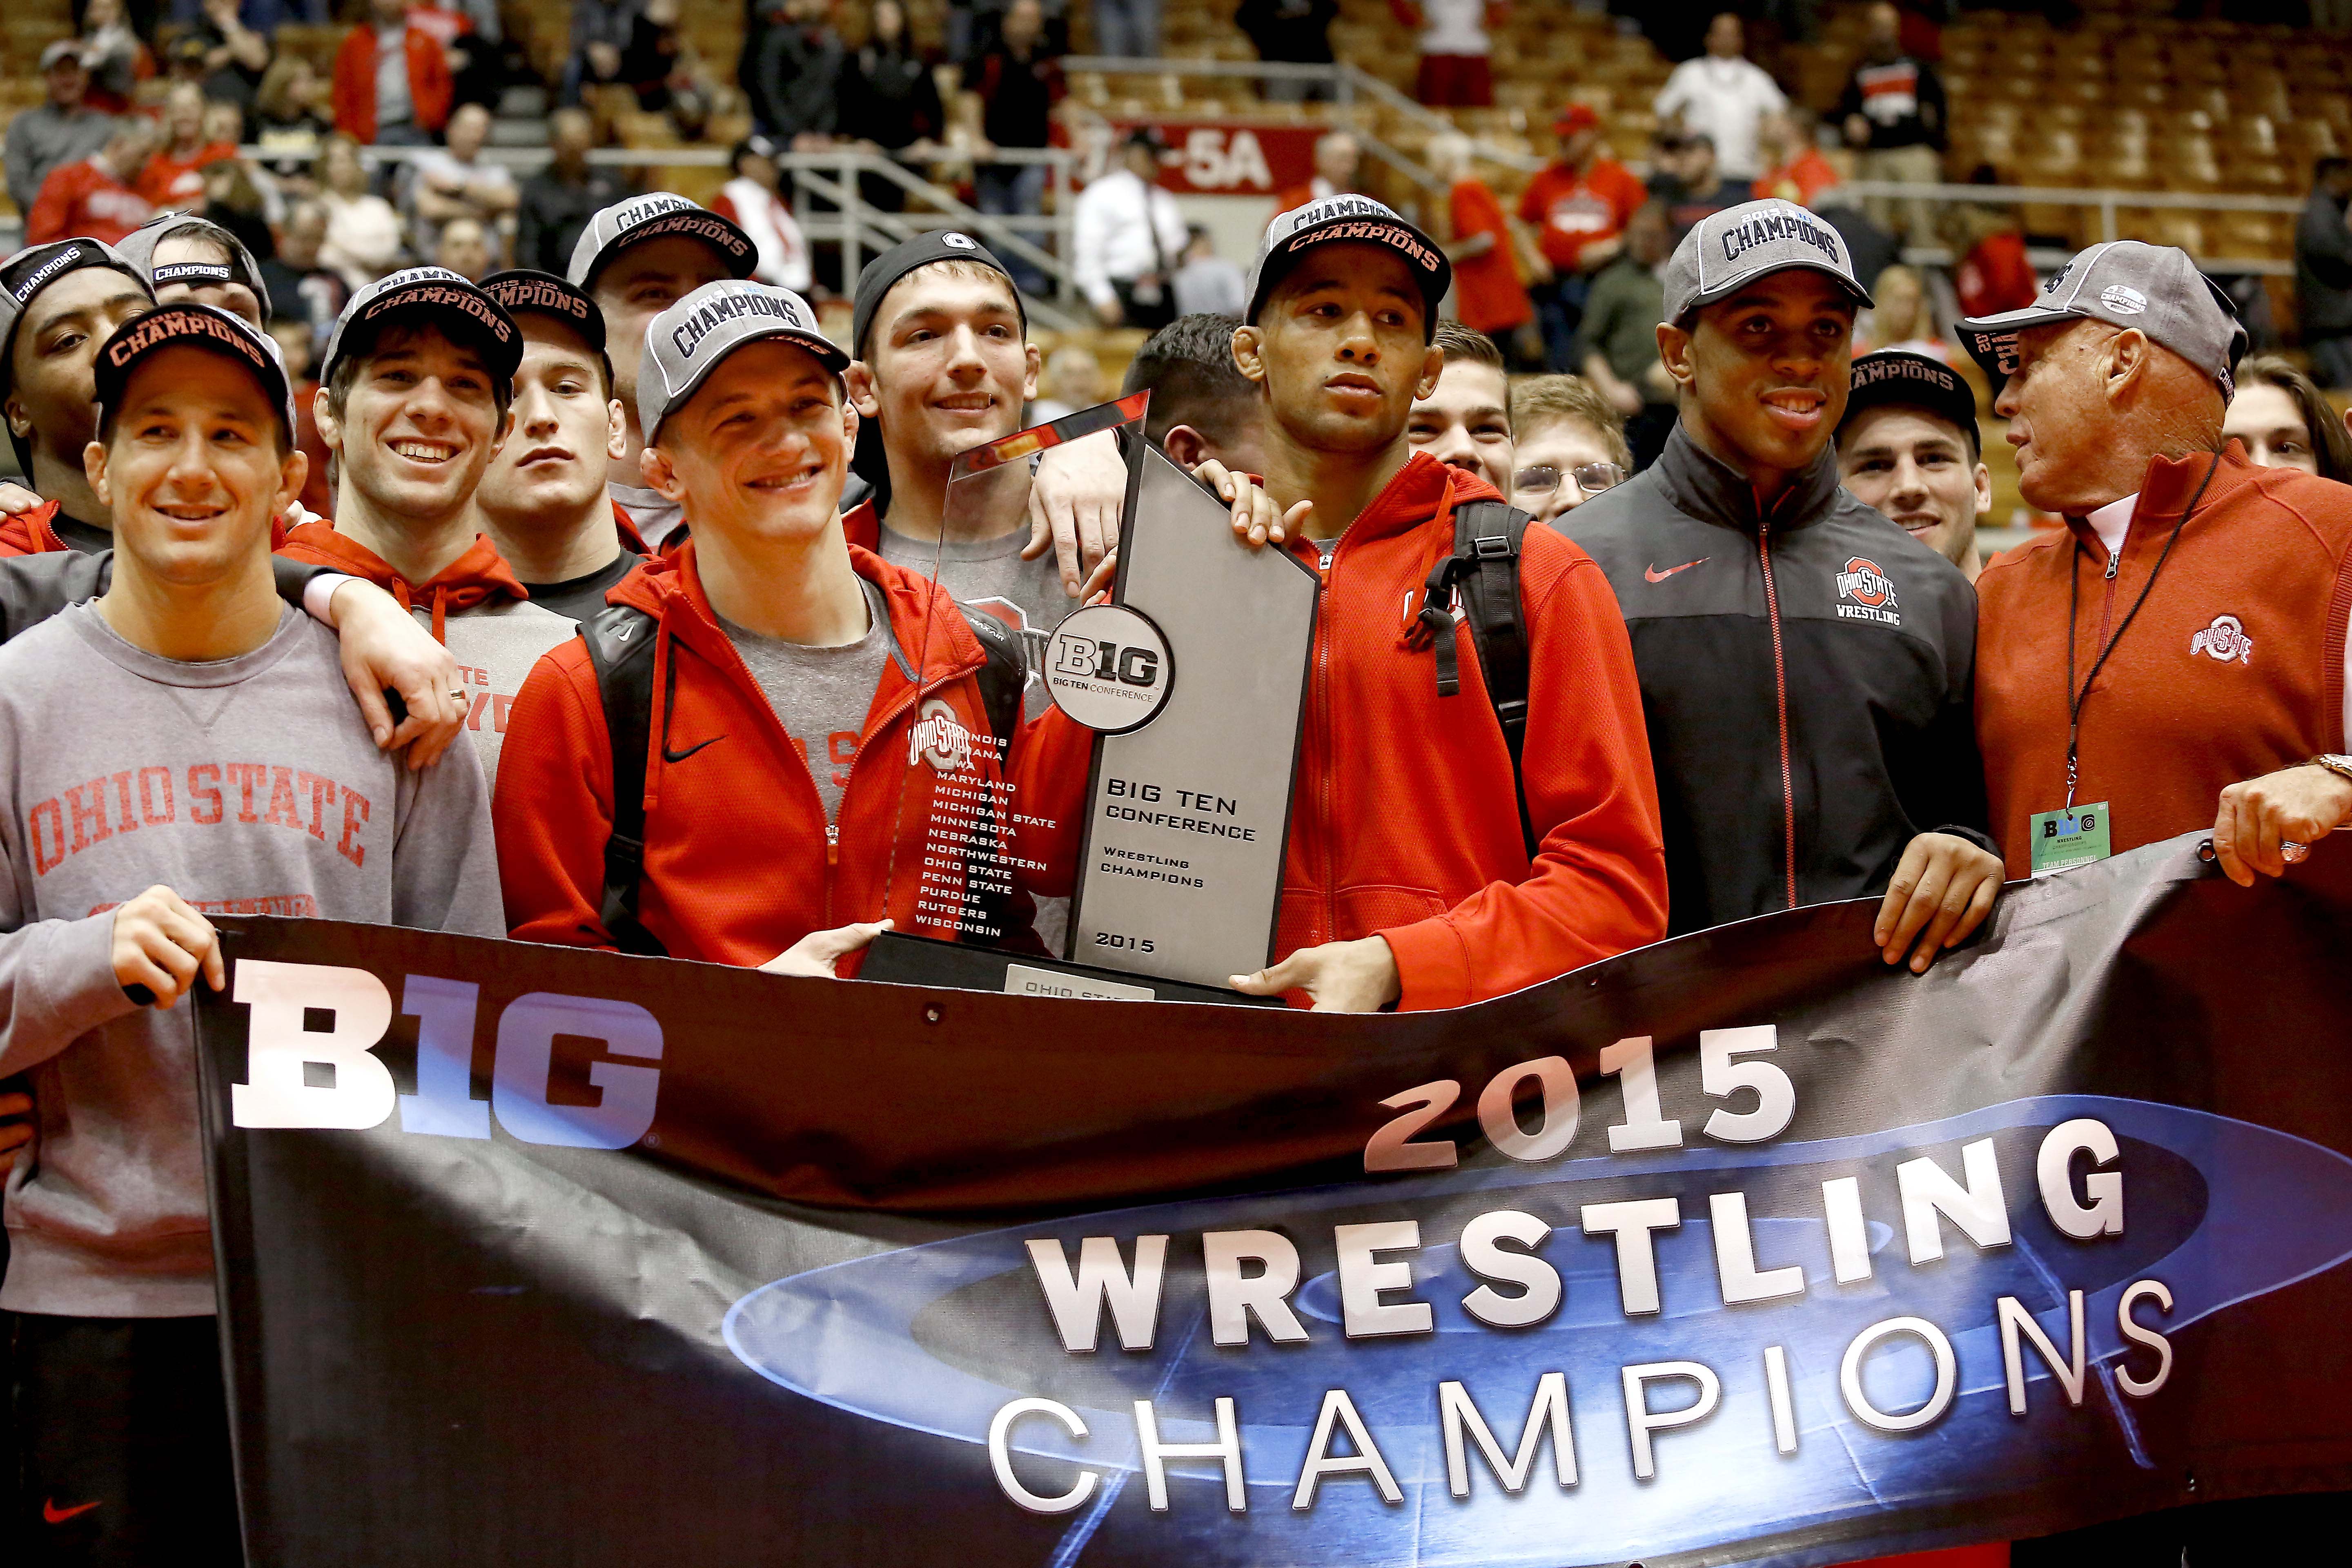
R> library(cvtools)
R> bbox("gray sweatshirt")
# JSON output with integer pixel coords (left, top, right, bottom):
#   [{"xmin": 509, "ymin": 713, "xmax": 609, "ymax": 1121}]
[{"xmin": 0, "ymin": 603, "xmax": 503, "ymax": 1319}]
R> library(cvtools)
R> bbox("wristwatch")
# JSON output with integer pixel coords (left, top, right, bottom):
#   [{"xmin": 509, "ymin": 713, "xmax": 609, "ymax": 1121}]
[{"xmin": 2310, "ymin": 754, "xmax": 2352, "ymax": 785}]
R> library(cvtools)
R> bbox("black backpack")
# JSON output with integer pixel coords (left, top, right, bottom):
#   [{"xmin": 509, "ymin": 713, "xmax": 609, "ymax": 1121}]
[
  {"xmin": 1414, "ymin": 498, "xmax": 1537, "ymax": 855},
  {"xmin": 579, "ymin": 600, "xmax": 1030, "ymax": 957}
]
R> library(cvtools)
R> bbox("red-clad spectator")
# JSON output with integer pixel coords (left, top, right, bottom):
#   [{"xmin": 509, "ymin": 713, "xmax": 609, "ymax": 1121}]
[
  {"xmin": 1953, "ymin": 205, "xmax": 2039, "ymax": 321},
  {"xmin": 1272, "ymin": 130, "xmax": 1361, "ymax": 219},
  {"xmin": 1430, "ymin": 132, "xmax": 1531, "ymax": 345},
  {"xmin": 25, "ymin": 119, "xmax": 156, "ymax": 247},
  {"xmin": 1751, "ymin": 109, "xmax": 1840, "ymax": 207},
  {"xmin": 1518, "ymin": 103, "xmax": 1646, "ymax": 369},
  {"xmin": 134, "ymin": 83, "xmax": 236, "ymax": 210},
  {"xmin": 1389, "ymin": 0, "xmax": 1506, "ymax": 108},
  {"xmin": 332, "ymin": 0, "xmax": 455, "ymax": 147}
]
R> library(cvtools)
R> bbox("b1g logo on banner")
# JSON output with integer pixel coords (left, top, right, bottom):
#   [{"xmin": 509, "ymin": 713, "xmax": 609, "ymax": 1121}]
[{"xmin": 1046, "ymin": 604, "xmax": 1172, "ymax": 734}]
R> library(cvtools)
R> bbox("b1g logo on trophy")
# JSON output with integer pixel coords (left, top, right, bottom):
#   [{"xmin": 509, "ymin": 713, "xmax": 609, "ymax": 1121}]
[{"xmin": 861, "ymin": 392, "xmax": 1319, "ymax": 1004}]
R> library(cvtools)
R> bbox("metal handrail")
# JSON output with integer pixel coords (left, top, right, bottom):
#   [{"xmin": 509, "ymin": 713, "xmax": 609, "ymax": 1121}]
[{"xmin": 1835, "ymin": 178, "xmax": 2303, "ymax": 277}]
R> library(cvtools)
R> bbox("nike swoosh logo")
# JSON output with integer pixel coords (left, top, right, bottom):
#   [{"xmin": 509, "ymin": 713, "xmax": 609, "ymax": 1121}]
[
  {"xmin": 1645, "ymin": 558, "xmax": 1710, "ymax": 583},
  {"xmin": 662, "ymin": 735, "xmax": 725, "ymax": 764},
  {"xmin": 44, "ymin": 1499, "xmax": 101, "ymax": 1524}
]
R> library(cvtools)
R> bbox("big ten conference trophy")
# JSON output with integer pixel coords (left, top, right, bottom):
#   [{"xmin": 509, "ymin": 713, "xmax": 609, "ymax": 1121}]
[{"xmin": 860, "ymin": 394, "xmax": 1320, "ymax": 1004}]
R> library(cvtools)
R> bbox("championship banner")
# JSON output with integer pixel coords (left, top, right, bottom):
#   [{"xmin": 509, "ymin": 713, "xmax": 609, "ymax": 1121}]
[{"xmin": 194, "ymin": 831, "xmax": 2352, "ymax": 1567}]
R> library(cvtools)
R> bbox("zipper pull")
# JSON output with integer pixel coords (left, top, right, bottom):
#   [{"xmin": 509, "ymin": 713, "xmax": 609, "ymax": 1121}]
[
  {"xmin": 826, "ymin": 822, "xmax": 839, "ymax": 866},
  {"xmin": 2105, "ymin": 547, "xmax": 2120, "ymax": 580}
]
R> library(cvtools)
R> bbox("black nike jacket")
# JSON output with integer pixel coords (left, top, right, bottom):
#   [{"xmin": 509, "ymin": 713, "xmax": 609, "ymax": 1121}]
[{"xmin": 1565, "ymin": 425, "xmax": 1993, "ymax": 935}]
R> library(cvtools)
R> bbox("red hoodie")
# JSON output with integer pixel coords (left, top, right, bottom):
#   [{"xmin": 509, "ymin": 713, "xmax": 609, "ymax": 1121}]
[
  {"xmin": 331, "ymin": 22, "xmax": 453, "ymax": 145},
  {"xmin": 493, "ymin": 541, "xmax": 1093, "ymax": 970},
  {"xmin": 1275, "ymin": 452, "xmax": 1665, "ymax": 1007}
]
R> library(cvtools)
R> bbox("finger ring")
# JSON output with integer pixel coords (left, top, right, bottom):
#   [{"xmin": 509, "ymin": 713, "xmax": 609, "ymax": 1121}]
[
  {"xmin": 2283, "ymin": 841, "xmax": 2309, "ymax": 864},
  {"xmin": 448, "ymin": 688, "xmax": 468, "ymax": 703}
]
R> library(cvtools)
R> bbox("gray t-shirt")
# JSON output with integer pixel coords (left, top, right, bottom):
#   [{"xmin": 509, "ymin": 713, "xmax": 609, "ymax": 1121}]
[
  {"xmin": 717, "ymin": 577, "xmax": 893, "ymax": 826},
  {"xmin": 0, "ymin": 603, "xmax": 502, "ymax": 1318},
  {"xmin": 877, "ymin": 521, "xmax": 1076, "ymax": 719},
  {"xmin": 376, "ymin": 22, "xmax": 414, "ymax": 128}
]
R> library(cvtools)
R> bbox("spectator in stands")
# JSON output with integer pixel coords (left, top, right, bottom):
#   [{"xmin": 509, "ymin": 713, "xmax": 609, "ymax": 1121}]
[
  {"xmin": 973, "ymin": 0, "xmax": 1064, "ymax": 294},
  {"xmin": 261, "ymin": 199, "xmax": 352, "ymax": 338},
  {"xmin": 1950, "ymin": 186, "xmax": 2038, "ymax": 322},
  {"xmin": 165, "ymin": 0, "xmax": 333, "ymax": 31},
  {"xmin": 1120, "ymin": 312, "xmax": 1262, "ymax": 470},
  {"xmin": 1430, "ymin": 134, "xmax": 1533, "ymax": 365},
  {"xmin": 268, "ymin": 312, "xmax": 338, "ymax": 516},
  {"xmin": 1392, "ymin": 0, "xmax": 1501, "ymax": 109},
  {"xmin": 1654, "ymin": 12, "xmax": 1784, "ymax": 185},
  {"xmin": 1171, "ymin": 225, "xmax": 1247, "ymax": 318},
  {"xmin": 712, "ymin": 134, "xmax": 814, "ymax": 292},
  {"xmin": 1753, "ymin": 109, "xmax": 1838, "ymax": 207},
  {"xmin": 6, "ymin": 43, "xmax": 119, "ymax": 220},
  {"xmin": 1834, "ymin": 1, "xmax": 1946, "ymax": 247},
  {"xmin": 434, "ymin": 215, "xmax": 495, "ymax": 282},
  {"xmin": 1234, "ymin": 0, "xmax": 1337, "ymax": 102},
  {"xmin": 137, "ymin": 84, "xmax": 236, "ymax": 210},
  {"xmin": 407, "ymin": 102, "xmax": 517, "ymax": 261},
  {"xmin": 1407, "ymin": 319, "xmax": 1514, "ymax": 493},
  {"xmin": 2296, "ymin": 157, "xmax": 2352, "ymax": 389},
  {"xmin": 76, "ymin": 0, "xmax": 153, "ymax": 116},
  {"xmin": 26, "ymin": 118, "xmax": 157, "ymax": 247},
  {"xmin": 332, "ymin": 0, "xmax": 454, "ymax": 147},
  {"xmin": 1657, "ymin": 132, "xmax": 1742, "ymax": 246},
  {"xmin": 1578, "ymin": 200, "xmax": 1676, "ymax": 471},
  {"xmin": 1857, "ymin": 263, "xmax": 1947, "ymax": 359},
  {"xmin": 1093, "ymin": 0, "xmax": 1160, "ymax": 57},
  {"xmin": 1507, "ymin": 374, "xmax": 1628, "ymax": 522},
  {"xmin": 1073, "ymin": 127, "xmax": 1187, "ymax": 329},
  {"xmin": 1027, "ymin": 343, "xmax": 1104, "ymax": 425},
  {"xmin": 253, "ymin": 55, "xmax": 336, "ymax": 187},
  {"xmin": 177, "ymin": 0, "xmax": 276, "ymax": 119},
  {"xmin": 2225, "ymin": 355, "xmax": 2352, "ymax": 483},
  {"xmin": 837, "ymin": 0, "xmax": 946, "ymax": 179},
  {"xmin": 1517, "ymin": 104, "xmax": 1644, "ymax": 371},
  {"xmin": 196, "ymin": 155, "xmax": 279, "ymax": 275},
  {"xmin": 515, "ymin": 110, "xmax": 629, "ymax": 277},
  {"xmin": 418, "ymin": 0, "xmax": 506, "ymax": 113},
  {"xmin": 317, "ymin": 132, "xmax": 408, "ymax": 289},
  {"xmin": 1274, "ymin": 130, "xmax": 1362, "ymax": 219},
  {"xmin": 566, "ymin": 0, "xmax": 641, "ymax": 107},
  {"xmin": 618, "ymin": 0, "xmax": 686, "ymax": 112},
  {"xmin": 1836, "ymin": 348, "xmax": 1989, "ymax": 581},
  {"xmin": 751, "ymin": 0, "xmax": 846, "ymax": 145}
]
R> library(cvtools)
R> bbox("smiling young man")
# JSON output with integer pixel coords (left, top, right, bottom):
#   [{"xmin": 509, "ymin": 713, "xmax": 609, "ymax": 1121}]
[
  {"xmin": 0, "ymin": 239, "xmax": 157, "ymax": 556},
  {"xmin": 1563, "ymin": 198, "xmax": 2003, "ymax": 969},
  {"xmin": 1207, "ymin": 194, "xmax": 1666, "ymax": 1011},
  {"xmin": 0, "ymin": 303, "xmax": 497, "ymax": 1564},
  {"xmin": 1835, "ymin": 348, "xmax": 1989, "ymax": 581},
  {"xmin": 279, "ymin": 267, "xmax": 589, "ymax": 789},
  {"xmin": 494, "ymin": 280, "xmax": 1090, "ymax": 974},
  {"xmin": 567, "ymin": 194, "xmax": 761, "ymax": 550},
  {"xmin": 471, "ymin": 269, "xmax": 641, "ymax": 618},
  {"xmin": 1404, "ymin": 317, "xmax": 1515, "ymax": 494}
]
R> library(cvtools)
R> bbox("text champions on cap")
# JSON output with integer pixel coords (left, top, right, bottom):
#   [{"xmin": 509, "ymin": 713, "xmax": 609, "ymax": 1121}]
[
  {"xmin": 487, "ymin": 275, "xmax": 591, "ymax": 323},
  {"xmin": 1719, "ymin": 206, "xmax": 1843, "ymax": 265},
  {"xmin": 362, "ymin": 277, "xmax": 514, "ymax": 344},
  {"xmin": 105, "ymin": 307, "xmax": 269, "ymax": 375},
  {"xmin": 612, "ymin": 200, "xmax": 753, "ymax": 263},
  {"xmin": 10, "ymin": 242, "xmax": 100, "ymax": 303},
  {"xmin": 1852, "ymin": 354, "xmax": 1961, "ymax": 394},
  {"xmin": 670, "ymin": 288, "xmax": 817, "ymax": 359},
  {"xmin": 1283, "ymin": 203, "xmax": 1442, "ymax": 274}
]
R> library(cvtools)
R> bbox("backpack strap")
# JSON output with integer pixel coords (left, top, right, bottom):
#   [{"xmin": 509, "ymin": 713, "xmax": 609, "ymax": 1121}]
[
  {"xmin": 1416, "ymin": 498, "xmax": 1537, "ymax": 855},
  {"xmin": 958, "ymin": 604, "xmax": 1028, "ymax": 761},
  {"xmin": 580, "ymin": 602, "xmax": 669, "ymax": 958}
]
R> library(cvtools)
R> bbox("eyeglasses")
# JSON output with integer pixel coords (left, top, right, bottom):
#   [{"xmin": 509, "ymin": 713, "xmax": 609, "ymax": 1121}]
[{"xmin": 1512, "ymin": 461, "xmax": 1627, "ymax": 497}]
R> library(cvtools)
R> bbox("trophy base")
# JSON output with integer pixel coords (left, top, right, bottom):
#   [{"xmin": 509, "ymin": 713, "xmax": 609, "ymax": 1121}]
[{"xmin": 860, "ymin": 932, "xmax": 1284, "ymax": 1007}]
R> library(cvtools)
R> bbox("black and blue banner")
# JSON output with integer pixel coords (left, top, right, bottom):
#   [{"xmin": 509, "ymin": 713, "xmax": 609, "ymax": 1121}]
[{"xmin": 194, "ymin": 831, "xmax": 2352, "ymax": 1566}]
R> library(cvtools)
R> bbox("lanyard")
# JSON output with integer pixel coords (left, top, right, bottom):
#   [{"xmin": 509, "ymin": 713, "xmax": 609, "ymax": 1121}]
[{"xmin": 2062, "ymin": 452, "xmax": 2221, "ymax": 808}]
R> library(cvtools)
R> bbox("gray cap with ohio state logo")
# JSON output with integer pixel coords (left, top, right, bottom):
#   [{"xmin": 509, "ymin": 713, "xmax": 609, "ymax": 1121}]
[{"xmin": 1956, "ymin": 240, "xmax": 2248, "ymax": 396}]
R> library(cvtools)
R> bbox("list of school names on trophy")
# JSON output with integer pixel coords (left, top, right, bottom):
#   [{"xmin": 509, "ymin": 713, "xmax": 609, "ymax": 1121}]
[{"xmin": 863, "ymin": 394, "xmax": 1319, "ymax": 1003}]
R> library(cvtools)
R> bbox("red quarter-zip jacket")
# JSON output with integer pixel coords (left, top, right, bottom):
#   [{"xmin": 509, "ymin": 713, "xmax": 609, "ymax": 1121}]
[
  {"xmin": 1279, "ymin": 452, "xmax": 1667, "ymax": 1009},
  {"xmin": 492, "ymin": 541, "xmax": 1092, "ymax": 969},
  {"xmin": 1975, "ymin": 443, "xmax": 2352, "ymax": 877}
]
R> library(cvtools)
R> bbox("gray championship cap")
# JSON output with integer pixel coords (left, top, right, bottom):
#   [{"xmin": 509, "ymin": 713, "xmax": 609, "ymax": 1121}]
[
  {"xmin": 319, "ymin": 265, "xmax": 523, "ymax": 389},
  {"xmin": 1840, "ymin": 349, "xmax": 1981, "ymax": 456},
  {"xmin": 0, "ymin": 238, "xmax": 151, "ymax": 389},
  {"xmin": 92, "ymin": 301, "xmax": 297, "ymax": 443},
  {"xmin": 1955, "ymin": 239, "xmax": 2247, "ymax": 397},
  {"xmin": 115, "ymin": 212, "xmax": 271, "ymax": 325},
  {"xmin": 1662, "ymin": 197, "xmax": 1873, "ymax": 326},
  {"xmin": 639, "ymin": 279, "xmax": 848, "ymax": 442},
  {"xmin": 1243, "ymin": 194, "xmax": 1452, "ymax": 335},
  {"xmin": 566, "ymin": 193, "xmax": 757, "ymax": 292}
]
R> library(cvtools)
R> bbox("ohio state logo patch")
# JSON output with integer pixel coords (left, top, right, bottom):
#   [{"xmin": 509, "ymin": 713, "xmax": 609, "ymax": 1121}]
[
  {"xmin": 908, "ymin": 697, "xmax": 974, "ymax": 774},
  {"xmin": 1834, "ymin": 556, "xmax": 1900, "ymax": 626},
  {"xmin": 2189, "ymin": 613, "xmax": 2253, "ymax": 665}
]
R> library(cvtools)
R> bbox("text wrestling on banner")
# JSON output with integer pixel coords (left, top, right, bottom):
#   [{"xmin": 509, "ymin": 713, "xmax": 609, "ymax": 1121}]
[{"xmin": 194, "ymin": 830, "xmax": 2352, "ymax": 1568}]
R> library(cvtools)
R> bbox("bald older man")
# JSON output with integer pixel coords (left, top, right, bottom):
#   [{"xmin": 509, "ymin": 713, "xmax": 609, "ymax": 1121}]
[{"xmin": 1963, "ymin": 242, "xmax": 2352, "ymax": 890}]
